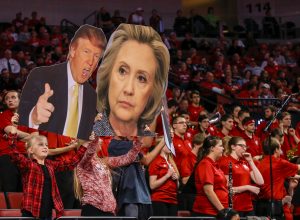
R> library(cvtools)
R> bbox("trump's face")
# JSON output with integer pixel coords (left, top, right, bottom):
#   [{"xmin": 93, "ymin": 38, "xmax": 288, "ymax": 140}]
[
  {"xmin": 69, "ymin": 38, "xmax": 103, "ymax": 84},
  {"xmin": 108, "ymin": 40, "xmax": 156, "ymax": 124}
]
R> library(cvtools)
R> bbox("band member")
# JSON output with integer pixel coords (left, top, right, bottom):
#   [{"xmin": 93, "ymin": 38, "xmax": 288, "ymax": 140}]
[{"xmin": 219, "ymin": 136, "xmax": 264, "ymax": 217}]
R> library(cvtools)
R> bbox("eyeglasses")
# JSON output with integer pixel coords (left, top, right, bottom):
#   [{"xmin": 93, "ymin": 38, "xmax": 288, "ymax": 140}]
[{"xmin": 236, "ymin": 144, "xmax": 248, "ymax": 149}]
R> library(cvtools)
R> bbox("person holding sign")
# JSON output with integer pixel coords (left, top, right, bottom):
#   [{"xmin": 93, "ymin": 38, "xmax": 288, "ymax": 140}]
[{"xmin": 148, "ymin": 134, "xmax": 180, "ymax": 216}]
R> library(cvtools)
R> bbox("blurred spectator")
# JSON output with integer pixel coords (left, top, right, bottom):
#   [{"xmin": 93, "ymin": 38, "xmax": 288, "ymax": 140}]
[
  {"xmin": 189, "ymin": 48, "xmax": 201, "ymax": 65},
  {"xmin": 258, "ymin": 83, "xmax": 274, "ymax": 99},
  {"xmin": 231, "ymin": 109, "xmax": 250, "ymax": 137},
  {"xmin": 111, "ymin": 10, "xmax": 126, "ymax": 28},
  {"xmin": 39, "ymin": 31, "xmax": 51, "ymax": 47},
  {"xmin": 15, "ymin": 50, "xmax": 27, "ymax": 68},
  {"xmin": 177, "ymin": 62, "xmax": 191, "ymax": 90},
  {"xmin": 15, "ymin": 67, "xmax": 29, "ymax": 89},
  {"xmin": 173, "ymin": 9, "xmax": 188, "ymax": 37},
  {"xmin": 51, "ymin": 46, "xmax": 64, "ymax": 63},
  {"xmin": 273, "ymin": 46, "xmax": 286, "ymax": 66},
  {"xmin": 28, "ymin": 30, "xmax": 40, "ymax": 48},
  {"xmin": 223, "ymin": 74, "xmax": 240, "ymax": 97},
  {"xmin": 285, "ymin": 50, "xmax": 297, "ymax": 68},
  {"xmin": 244, "ymin": 32, "xmax": 258, "ymax": 49},
  {"xmin": 168, "ymin": 32, "xmax": 181, "ymax": 50},
  {"xmin": 0, "ymin": 49, "xmax": 21, "ymax": 74},
  {"xmin": 262, "ymin": 11, "xmax": 280, "ymax": 38},
  {"xmin": 237, "ymin": 69, "xmax": 251, "ymax": 86},
  {"xmin": 256, "ymin": 105, "xmax": 279, "ymax": 141},
  {"xmin": 149, "ymin": 9, "xmax": 163, "ymax": 33},
  {"xmin": 231, "ymin": 53, "xmax": 246, "ymax": 72},
  {"xmin": 188, "ymin": 9, "xmax": 205, "ymax": 37},
  {"xmin": 237, "ymin": 83, "xmax": 258, "ymax": 99},
  {"xmin": 213, "ymin": 60, "xmax": 224, "ymax": 81},
  {"xmin": 263, "ymin": 56, "xmax": 279, "ymax": 79},
  {"xmin": 227, "ymin": 39, "xmax": 244, "ymax": 56},
  {"xmin": 12, "ymin": 12, "xmax": 24, "ymax": 28},
  {"xmin": 5, "ymin": 25, "xmax": 18, "ymax": 42},
  {"xmin": 243, "ymin": 58, "xmax": 263, "ymax": 76},
  {"xmin": 181, "ymin": 33, "xmax": 197, "ymax": 51},
  {"xmin": 96, "ymin": 7, "xmax": 113, "ymax": 33},
  {"xmin": 172, "ymin": 49, "xmax": 184, "ymax": 65},
  {"xmin": 198, "ymin": 57, "xmax": 210, "ymax": 74},
  {"xmin": 188, "ymin": 90, "xmax": 205, "ymax": 126},
  {"xmin": 0, "ymin": 69, "xmax": 17, "ymax": 91},
  {"xmin": 204, "ymin": 6, "xmax": 219, "ymax": 28},
  {"xmin": 17, "ymin": 25, "xmax": 31, "ymax": 43},
  {"xmin": 28, "ymin": 11, "xmax": 40, "ymax": 29},
  {"xmin": 258, "ymin": 70, "xmax": 270, "ymax": 84},
  {"xmin": 0, "ymin": 29, "xmax": 15, "ymax": 50},
  {"xmin": 51, "ymin": 26, "xmax": 63, "ymax": 47},
  {"xmin": 200, "ymin": 72, "xmax": 224, "ymax": 95},
  {"xmin": 185, "ymin": 57, "xmax": 197, "ymax": 74},
  {"xmin": 45, "ymin": 52, "xmax": 54, "ymax": 65},
  {"xmin": 128, "ymin": 7, "xmax": 145, "ymax": 25},
  {"xmin": 178, "ymin": 98, "xmax": 189, "ymax": 113}
]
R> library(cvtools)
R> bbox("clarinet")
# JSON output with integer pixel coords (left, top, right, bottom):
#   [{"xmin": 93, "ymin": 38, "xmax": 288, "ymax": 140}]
[{"xmin": 228, "ymin": 162, "xmax": 233, "ymax": 208}]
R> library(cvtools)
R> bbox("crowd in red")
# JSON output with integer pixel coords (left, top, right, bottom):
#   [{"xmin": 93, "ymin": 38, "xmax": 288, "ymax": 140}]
[{"xmin": 0, "ymin": 9, "xmax": 300, "ymax": 220}]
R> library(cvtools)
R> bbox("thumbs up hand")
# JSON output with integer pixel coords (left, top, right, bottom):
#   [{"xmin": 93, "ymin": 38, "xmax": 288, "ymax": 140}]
[{"xmin": 31, "ymin": 83, "xmax": 55, "ymax": 125}]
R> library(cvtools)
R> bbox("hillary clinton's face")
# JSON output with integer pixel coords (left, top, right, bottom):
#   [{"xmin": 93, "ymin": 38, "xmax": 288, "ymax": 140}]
[{"xmin": 108, "ymin": 40, "xmax": 156, "ymax": 126}]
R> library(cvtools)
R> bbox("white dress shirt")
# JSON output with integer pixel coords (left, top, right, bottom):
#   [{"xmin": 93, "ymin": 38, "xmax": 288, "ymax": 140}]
[
  {"xmin": 0, "ymin": 58, "xmax": 21, "ymax": 74},
  {"xmin": 29, "ymin": 62, "xmax": 83, "ymax": 136}
]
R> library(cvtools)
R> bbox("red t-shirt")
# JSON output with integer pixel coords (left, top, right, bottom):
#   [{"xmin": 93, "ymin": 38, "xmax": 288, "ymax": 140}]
[
  {"xmin": 180, "ymin": 153, "xmax": 197, "ymax": 178},
  {"xmin": 215, "ymin": 129, "xmax": 226, "ymax": 138},
  {"xmin": 230, "ymin": 126, "xmax": 244, "ymax": 137},
  {"xmin": 207, "ymin": 125, "xmax": 219, "ymax": 136},
  {"xmin": 255, "ymin": 120, "xmax": 279, "ymax": 142},
  {"xmin": 0, "ymin": 110, "xmax": 32, "ymax": 155},
  {"xmin": 241, "ymin": 132, "xmax": 262, "ymax": 157},
  {"xmin": 172, "ymin": 134, "xmax": 192, "ymax": 175},
  {"xmin": 199, "ymin": 81, "xmax": 223, "ymax": 96},
  {"xmin": 184, "ymin": 127, "xmax": 198, "ymax": 142},
  {"xmin": 148, "ymin": 155, "xmax": 178, "ymax": 204},
  {"xmin": 257, "ymin": 156, "xmax": 298, "ymax": 200},
  {"xmin": 188, "ymin": 104, "xmax": 205, "ymax": 122},
  {"xmin": 218, "ymin": 155, "xmax": 254, "ymax": 211},
  {"xmin": 193, "ymin": 157, "xmax": 228, "ymax": 215}
]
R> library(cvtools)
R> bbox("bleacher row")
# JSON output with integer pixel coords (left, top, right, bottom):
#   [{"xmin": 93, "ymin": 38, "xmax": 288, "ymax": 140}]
[{"xmin": 0, "ymin": 192, "xmax": 224, "ymax": 220}]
